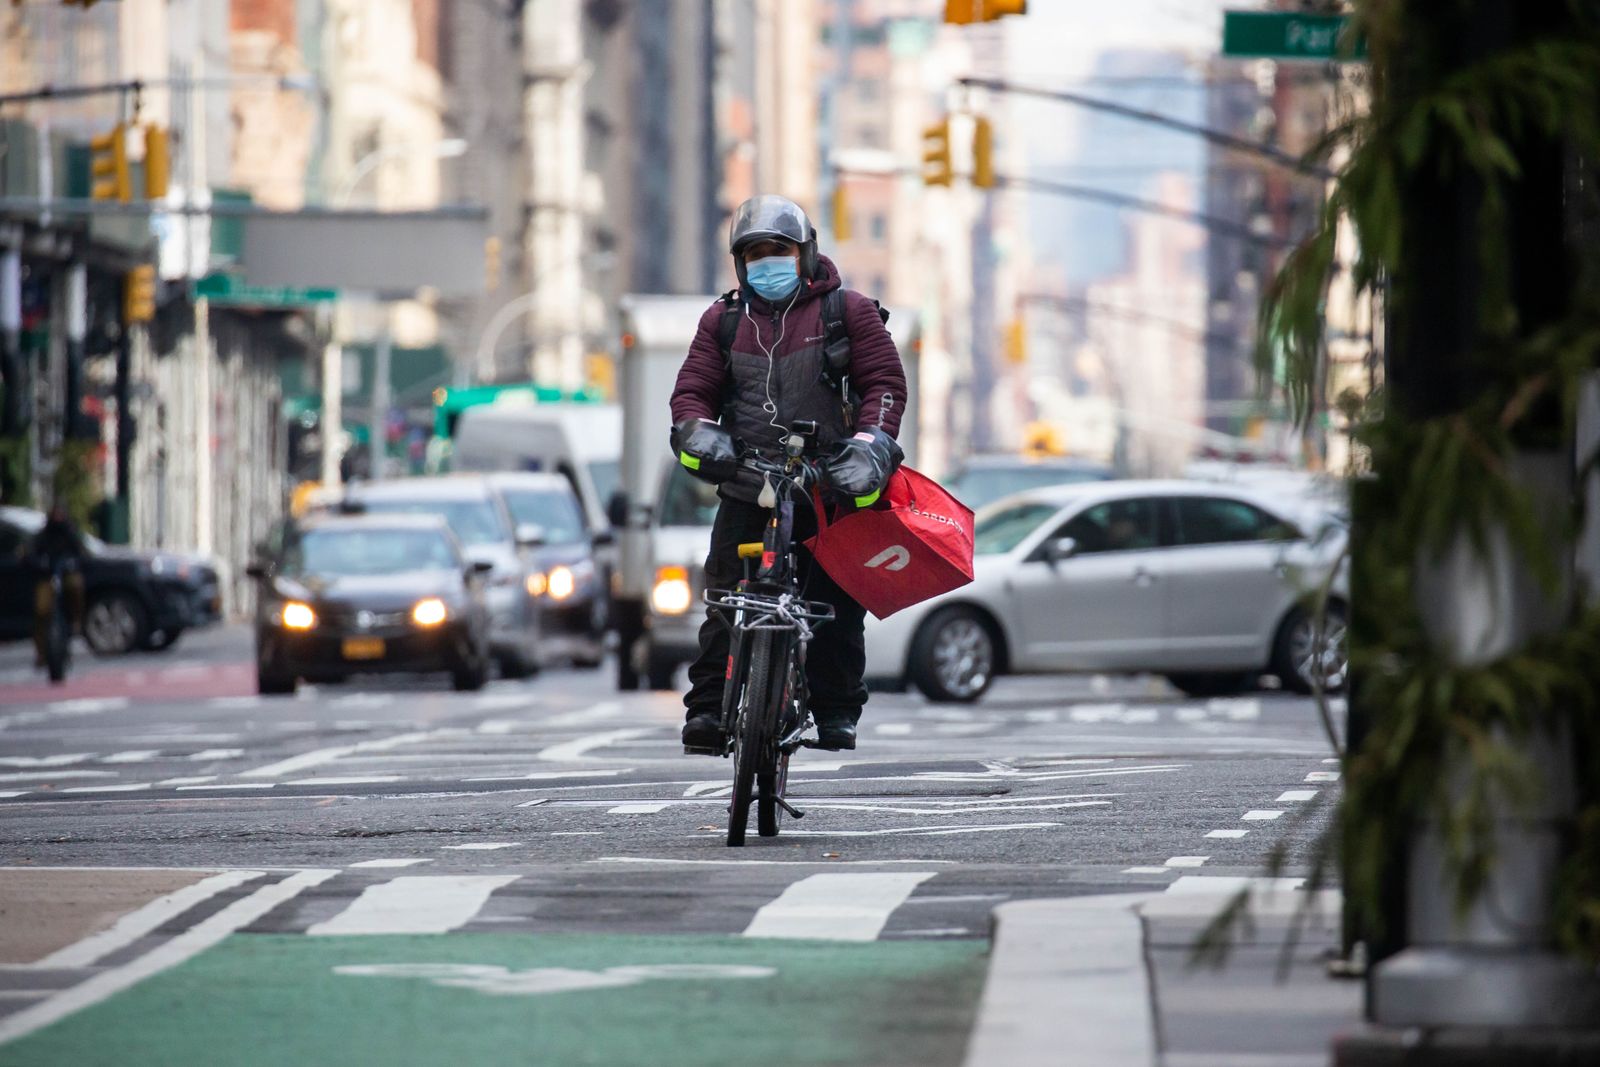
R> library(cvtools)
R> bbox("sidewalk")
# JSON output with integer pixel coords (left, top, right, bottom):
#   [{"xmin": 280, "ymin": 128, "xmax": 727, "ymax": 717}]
[{"xmin": 964, "ymin": 879, "xmax": 1362, "ymax": 1067}]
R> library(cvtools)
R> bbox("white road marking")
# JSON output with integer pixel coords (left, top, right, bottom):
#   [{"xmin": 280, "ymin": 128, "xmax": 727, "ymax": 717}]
[
  {"xmin": 1023, "ymin": 710, "xmax": 1059, "ymax": 723},
  {"xmin": 158, "ymin": 776, "xmax": 217, "ymax": 787},
  {"xmin": 873, "ymin": 723, "xmax": 913, "ymax": 735},
  {"xmin": 305, "ymin": 876, "xmax": 512, "ymax": 934},
  {"xmin": 1174, "ymin": 706, "xmax": 1207, "ymax": 722},
  {"xmin": 1305, "ymin": 771, "xmax": 1340, "ymax": 782},
  {"xmin": 536, "ymin": 728, "xmax": 653, "ymax": 762},
  {"xmin": 1089, "ymin": 674, "xmax": 1112, "ymax": 693},
  {"xmin": 474, "ymin": 692, "xmax": 533, "ymax": 712},
  {"xmin": 99, "ymin": 750, "xmax": 161, "ymax": 764},
  {"xmin": 32, "ymin": 870, "xmax": 262, "ymax": 969},
  {"xmin": 892, "ymin": 928, "xmax": 973, "ymax": 937},
  {"xmin": 1205, "ymin": 829, "xmax": 1248, "ymax": 839},
  {"xmin": 1121, "ymin": 708, "xmax": 1160, "ymax": 724},
  {"xmin": 241, "ymin": 729, "xmax": 451, "ymax": 779},
  {"xmin": 1068, "ymin": 703, "xmax": 1127, "ymax": 723},
  {"xmin": 608, "ymin": 802, "xmax": 669, "ymax": 814},
  {"xmin": 779, "ymin": 822, "xmax": 1062, "ymax": 838},
  {"xmin": 550, "ymin": 831, "xmax": 603, "ymax": 836},
  {"xmin": 466, "ymin": 769, "xmax": 627, "ymax": 783},
  {"xmin": 1164, "ymin": 856, "xmax": 1209, "ymax": 868},
  {"xmin": 1122, "ymin": 867, "xmax": 1174, "ymax": 875},
  {"xmin": 1322, "ymin": 757, "xmax": 1339, "ymax": 764},
  {"xmin": 1165, "ymin": 875, "xmax": 1305, "ymax": 895},
  {"xmin": 286, "ymin": 775, "xmax": 405, "ymax": 786},
  {"xmin": 208, "ymin": 696, "xmax": 261, "ymax": 709},
  {"xmin": 786, "ymin": 761, "xmax": 849, "ymax": 773},
  {"xmin": 683, "ymin": 782, "xmax": 731, "ymax": 798},
  {"xmin": 1276, "ymin": 789, "xmax": 1318, "ymax": 802},
  {"xmin": 594, "ymin": 857, "xmax": 958, "ymax": 867},
  {"xmin": 61, "ymin": 783, "xmax": 151, "ymax": 794},
  {"xmin": 1207, "ymin": 697, "xmax": 1261, "ymax": 720},
  {"xmin": 1242, "ymin": 810, "xmax": 1285, "ymax": 821},
  {"xmin": 308, "ymin": 875, "xmax": 519, "ymax": 936},
  {"xmin": 332, "ymin": 694, "xmax": 395, "ymax": 709},
  {"xmin": 743, "ymin": 872, "xmax": 935, "ymax": 941},
  {"xmin": 514, "ymin": 798, "xmax": 549, "ymax": 808},
  {"xmin": 440, "ymin": 843, "xmax": 521, "ymax": 851},
  {"xmin": 176, "ymin": 782, "xmax": 276, "ymax": 791},
  {"xmin": 349, "ymin": 859, "xmax": 433, "ymax": 869},
  {"xmin": 541, "ymin": 701, "xmax": 623, "ymax": 728},
  {"xmin": 0, "ymin": 754, "xmax": 94, "ymax": 768},
  {"xmin": 187, "ymin": 749, "xmax": 245, "ymax": 761},
  {"xmin": 0, "ymin": 770, "xmax": 117, "ymax": 782},
  {"xmin": 798, "ymin": 798, "xmax": 1112, "ymax": 817},
  {"xmin": 0, "ymin": 868, "xmax": 336, "ymax": 1047},
  {"xmin": 0, "ymin": 791, "xmax": 28, "ymax": 799},
  {"xmin": 904, "ymin": 894, "xmax": 1010, "ymax": 904},
  {"xmin": 475, "ymin": 720, "xmax": 518, "ymax": 735},
  {"xmin": 47, "ymin": 698, "xmax": 129, "ymax": 715}
]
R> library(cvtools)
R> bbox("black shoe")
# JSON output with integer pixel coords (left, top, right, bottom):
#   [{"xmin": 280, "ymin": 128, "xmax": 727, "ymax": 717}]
[
  {"xmin": 813, "ymin": 721, "xmax": 856, "ymax": 751},
  {"xmin": 682, "ymin": 713, "xmax": 724, "ymax": 754}
]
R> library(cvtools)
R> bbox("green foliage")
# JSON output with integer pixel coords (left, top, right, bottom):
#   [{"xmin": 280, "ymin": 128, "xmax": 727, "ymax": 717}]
[
  {"xmin": 1251, "ymin": 0, "xmax": 1600, "ymax": 961},
  {"xmin": 0, "ymin": 436, "xmax": 31, "ymax": 507},
  {"xmin": 50, "ymin": 440, "xmax": 101, "ymax": 529}
]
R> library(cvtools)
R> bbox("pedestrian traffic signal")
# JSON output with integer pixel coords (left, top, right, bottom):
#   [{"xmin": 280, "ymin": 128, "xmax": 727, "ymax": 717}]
[
  {"xmin": 943, "ymin": 0, "xmax": 1027, "ymax": 23},
  {"xmin": 90, "ymin": 123, "xmax": 131, "ymax": 202},
  {"xmin": 123, "ymin": 265, "xmax": 156, "ymax": 324},
  {"xmin": 922, "ymin": 119, "xmax": 953, "ymax": 187},
  {"xmin": 143, "ymin": 124, "xmax": 170, "ymax": 199},
  {"xmin": 973, "ymin": 117, "xmax": 995, "ymax": 189}
]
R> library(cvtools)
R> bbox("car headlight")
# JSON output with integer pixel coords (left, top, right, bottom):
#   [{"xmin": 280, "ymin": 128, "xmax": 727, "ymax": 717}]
[
  {"xmin": 411, "ymin": 597, "xmax": 448, "ymax": 627},
  {"xmin": 281, "ymin": 601, "xmax": 316, "ymax": 630},
  {"xmin": 526, "ymin": 571, "xmax": 548, "ymax": 597},
  {"xmin": 548, "ymin": 566, "xmax": 577, "ymax": 601},
  {"xmin": 651, "ymin": 566, "xmax": 693, "ymax": 615}
]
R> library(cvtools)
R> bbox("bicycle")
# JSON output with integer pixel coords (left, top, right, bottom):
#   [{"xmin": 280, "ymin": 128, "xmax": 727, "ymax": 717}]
[
  {"xmin": 701, "ymin": 425, "xmax": 836, "ymax": 847},
  {"xmin": 35, "ymin": 559, "xmax": 75, "ymax": 684}
]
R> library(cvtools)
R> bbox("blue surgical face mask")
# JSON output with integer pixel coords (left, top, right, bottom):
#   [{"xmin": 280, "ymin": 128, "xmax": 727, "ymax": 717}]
[{"xmin": 745, "ymin": 256, "xmax": 800, "ymax": 302}]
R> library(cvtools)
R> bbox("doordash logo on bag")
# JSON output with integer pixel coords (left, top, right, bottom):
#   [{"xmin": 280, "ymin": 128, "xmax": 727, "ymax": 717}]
[
  {"xmin": 908, "ymin": 503, "xmax": 965, "ymax": 536},
  {"xmin": 864, "ymin": 545, "xmax": 911, "ymax": 571}
]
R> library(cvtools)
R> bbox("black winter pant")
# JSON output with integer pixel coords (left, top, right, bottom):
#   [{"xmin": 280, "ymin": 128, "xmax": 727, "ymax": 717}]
[{"xmin": 683, "ymin": 496, "xmax": 868, "ymax": 727}]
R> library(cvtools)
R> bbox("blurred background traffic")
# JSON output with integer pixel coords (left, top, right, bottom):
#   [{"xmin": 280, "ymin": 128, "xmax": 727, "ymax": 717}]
[{"xmin": 0, "ymin": 0, "xmax": 1363, "ymax": 694}]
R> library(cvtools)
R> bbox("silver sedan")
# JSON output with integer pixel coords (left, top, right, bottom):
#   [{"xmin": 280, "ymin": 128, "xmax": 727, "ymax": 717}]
[{"xmin": 862, "ymin": 480, "xmax": 1348, "ymax": 702}]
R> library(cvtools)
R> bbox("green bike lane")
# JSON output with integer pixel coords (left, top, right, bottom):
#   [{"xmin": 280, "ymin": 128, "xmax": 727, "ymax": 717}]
[{"xmin": 0, "ymin": 931, "xmax": 985, "ymax": 1067}]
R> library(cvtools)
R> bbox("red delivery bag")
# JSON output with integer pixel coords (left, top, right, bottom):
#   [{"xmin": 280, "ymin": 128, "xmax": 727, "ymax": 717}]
[{"xmin": 806, "ymin": 465, "xmax": 975, "ymax": 620}]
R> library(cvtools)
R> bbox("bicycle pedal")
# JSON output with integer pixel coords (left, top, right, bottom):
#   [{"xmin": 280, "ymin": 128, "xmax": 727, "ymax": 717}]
[{"xmin": 682, "ymin": 745, "xmax": 721, "ymax": 757}]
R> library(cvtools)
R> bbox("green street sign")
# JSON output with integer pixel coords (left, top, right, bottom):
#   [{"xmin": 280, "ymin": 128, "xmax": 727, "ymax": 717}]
[
  {"xmin": 193, "ymin": 271, "xmax": 338, "ymax": 308},
  {"xmin": 1222, "ymin": 11, "xmax": 1365, "ymax": 61}
]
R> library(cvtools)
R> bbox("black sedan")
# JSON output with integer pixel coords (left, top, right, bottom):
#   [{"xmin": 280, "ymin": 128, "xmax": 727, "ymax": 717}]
[
  {"xmin": 246, "ymin": 514, "xmax": 493, "ymax": 695},
  {"xmin": 0, "ymin": 505, "xmax": 222, "ymax": 655}
]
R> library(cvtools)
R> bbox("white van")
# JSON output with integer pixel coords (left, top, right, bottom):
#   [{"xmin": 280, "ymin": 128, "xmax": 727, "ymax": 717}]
[{"xmin": 451, "ymin": 402, "xmax": 621, "ymax": 533}]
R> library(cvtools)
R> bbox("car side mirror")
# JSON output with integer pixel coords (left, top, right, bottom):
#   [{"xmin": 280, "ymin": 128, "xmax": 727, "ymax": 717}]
[
  {"xmin": 1046, "ymin": 536, "xmax": 1079, "ymax": 563},
  {"xmin": 515, "ymin": 523, "xmax": 547, "ymax": 548},
  {"xmin": 245, "ymin": 562, "xmax": 267, "ymax": 580},
  {"xmin": 606, "ymin": 490, "xmax": 630, "ymax": 529},
  {"xmin": 468, "ymin": 560, "xmax": 495, "ymax": 579},
  {"xmin": 591, "ymin": 528, "xmax": 616, "ymax": 548}
]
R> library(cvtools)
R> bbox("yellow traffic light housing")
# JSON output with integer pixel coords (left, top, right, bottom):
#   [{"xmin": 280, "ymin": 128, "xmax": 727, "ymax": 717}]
[
  {"xmin": 1004, "ymin": 317, "xmax": 1026, "ymax": 365},
  {"xmin": 922, "ymin": 119, "xmax": 953, "ymax": 187},
  {"xmin": 143, "ymin": 124, "xmax": 170, "ymax": 199},
  {"xmin": 91, "ymin": 123, "xmax": 131, "ymax": 202},
  {"xmin": 973, "ymin": 117, "xmax": 995, "ymax": 189},
  {"xmin": 832, "ymin": 183, "xmax": 851, "ymax": 242},
  {"xmin": 123, "ymin": 265, "xmax": 156, "ymax": 324},
  {"xmin": 944, "ymin": 0, "xmax": 1027, "ymax": 23},
  {"xmin": 484, "ymin": 236, "xmax": 502, "ymax": 292}
]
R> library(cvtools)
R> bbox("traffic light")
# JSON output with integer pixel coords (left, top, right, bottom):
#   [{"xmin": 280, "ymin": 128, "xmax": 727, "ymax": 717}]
[
  {"xmin": 90, "ymin": 123, "xmax": 130, "ymax": 202},
  {"xmin": 143, "ymin": 124, "xmax": 170, "ymax": 199},
  {"xmin": 922, "ymin": 119, "xmax": 953, "ymax": 187},
  {"xmin": 123, "ymin": 265, "xmax": 156, "ymax": 324},
  {"xmin": 943, "ymin": 0, "xmax": 1027, "ymax": 24},
  {"xmin": 1004, "ymin": 317, "xmax": 1026, "ymax": 365},
  {"xmin": 973, "ymin": 116, "xmax": 995, "ymax": 189},
  {"xmin": 1023, "ymin": 422, "xmax": 1066, "ymax": 457},
  {"xmin": 484, "ymin": 236, "xmax": 502, "ymax": 292},
  {"xmin": 832, "ymin": 183, "xmax": 851, "ymax": 242}
]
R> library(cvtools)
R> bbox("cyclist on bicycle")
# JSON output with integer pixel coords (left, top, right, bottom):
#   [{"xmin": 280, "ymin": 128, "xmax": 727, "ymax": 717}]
[
  {"xmin": 27, "ymin": 501, "xmax": 88, "ymax": 668},
  {"xmin": 671, "ymin": 194, "xmax": 906, "ymax": 754}
]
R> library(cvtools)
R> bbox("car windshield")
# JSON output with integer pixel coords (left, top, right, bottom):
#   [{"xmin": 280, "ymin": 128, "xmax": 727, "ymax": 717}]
[
  {"xmin": 657, "ymin": 464, "xmax": 719, "ymax": 527},
  {"xmin": 500, "ymin": 488, "xmax": 587, "ymax": 545},
  {"xmin": 947, "ymin": 465, "xmax": 1111, "ymax": 511},
  {"xmin": 359, "ymin": 498, "xmax": 509, "ymax": 546},
  {"xmin": 973, "ymin": 502, "xmax": 1061, "ymax": 555},
  {"xmin": 286, "ymin": 528, "xmax": 460, "ymax": 577}
]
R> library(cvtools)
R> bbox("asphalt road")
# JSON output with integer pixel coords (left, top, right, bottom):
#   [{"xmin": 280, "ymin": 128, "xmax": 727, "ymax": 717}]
[{"xmin": 0, "ymin": 626, "xmax": 1344, "ymax": 1065}]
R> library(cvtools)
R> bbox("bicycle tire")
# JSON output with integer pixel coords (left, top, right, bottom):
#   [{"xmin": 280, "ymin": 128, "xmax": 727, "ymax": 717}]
[
  {"xmin": 758, "ymin": 641, "xmax": 800, "ymax": 837},
  {"xmin": 46, "ymin": 588, "xmax": 70, "ymax": 684},
  {"xmin": 727, "ymin": 630, "xmax": 774, "ymax": 847}
]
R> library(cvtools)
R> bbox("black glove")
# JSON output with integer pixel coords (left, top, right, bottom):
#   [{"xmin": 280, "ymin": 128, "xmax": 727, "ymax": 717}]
[
  {"xmin": 825, "ymin": 428, "xmax": 903, "ymax": 505},
  {"xmin": 670, "ymin": 418, "xmax": 739, "ymax": 484}
]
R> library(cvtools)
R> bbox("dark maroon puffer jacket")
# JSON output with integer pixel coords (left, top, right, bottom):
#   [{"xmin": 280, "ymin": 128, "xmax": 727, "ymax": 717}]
[{"xmin": 670, "ymin": 255, "xmax": 907, "ymax": 502}]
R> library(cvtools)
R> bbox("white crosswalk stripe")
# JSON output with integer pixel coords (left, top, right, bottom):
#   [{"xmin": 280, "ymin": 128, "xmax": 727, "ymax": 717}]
[
  {"xmin": 306, "ymin": 875, "xmax": 520, "ymax": 935},
  {"xmin": 742, "ymin": 872, "xmax": 936, "ymax": 941}
]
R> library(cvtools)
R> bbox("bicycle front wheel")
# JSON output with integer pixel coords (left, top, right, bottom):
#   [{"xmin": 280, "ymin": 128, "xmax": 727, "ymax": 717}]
[
  {"xmin": 758, "ymin": 641, "xmax": 800, "ymax": 837},
  {"xmin": 728, "ymin": 630, "xmax": 775, "ymax": 847}
]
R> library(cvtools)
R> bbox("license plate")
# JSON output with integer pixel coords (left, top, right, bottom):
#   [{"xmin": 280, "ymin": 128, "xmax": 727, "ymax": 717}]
[{"xmin": 341, "ymin": 637, "xmax": 385, "ymax": 660}]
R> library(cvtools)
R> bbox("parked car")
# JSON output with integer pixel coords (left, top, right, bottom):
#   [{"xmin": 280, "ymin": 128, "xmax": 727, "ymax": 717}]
[
  {"xmin": 342, "ymin": 476, "xmax": 543, "ymax": 678},
  {"xmin": 0, "ymin": 505, "xmax": 221, "ymax": 655},
  {"xmin": 485, "ymin": 471, "xmax": 608, "ymax": 668},
  {"xmin": 863, "ymin": 480, "xmax": 1348, "ymax": 702},
  {"xmin": 246, "ymin": 514, "xmax": 492, "ymax": 694},
  {"xmin": 942, "ymin": 455, "xmax": 1115, "ymax": 512}
]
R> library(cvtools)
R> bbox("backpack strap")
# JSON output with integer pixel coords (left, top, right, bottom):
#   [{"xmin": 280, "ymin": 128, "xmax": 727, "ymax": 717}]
[
  {"xmin": 715, "ymin": 289, "xmax": 741, "ymax": 373},
  {"xmin": 821, "ymin": 289, "xmax": 889, "ymax": 388}
]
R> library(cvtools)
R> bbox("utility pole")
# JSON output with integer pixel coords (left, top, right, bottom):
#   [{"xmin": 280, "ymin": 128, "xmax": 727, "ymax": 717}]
[{"xmin": 63, "ymin": 261, "xmax": 87, "ymax": 443}]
